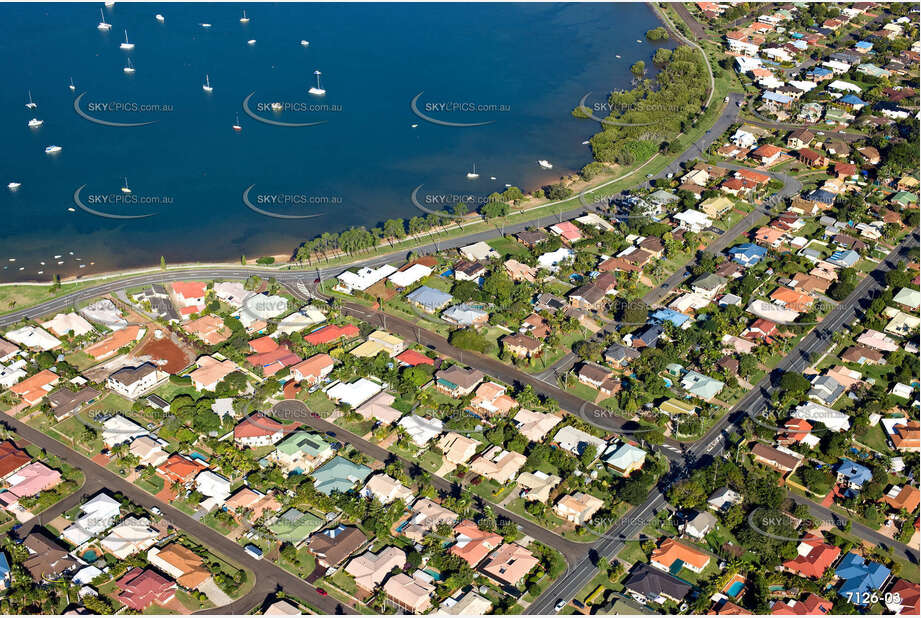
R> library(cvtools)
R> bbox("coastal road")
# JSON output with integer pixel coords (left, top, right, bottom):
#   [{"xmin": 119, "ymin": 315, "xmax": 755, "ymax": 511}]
[
  {"xmin": 1, "ymin": 414, "xmax": 353, "ymax": 615},
  {"xmin": 529, "ymin": 232, "xmax": 920, "ymax": 613}
]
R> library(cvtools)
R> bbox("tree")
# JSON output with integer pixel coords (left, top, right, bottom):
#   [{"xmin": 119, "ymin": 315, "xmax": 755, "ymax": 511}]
[
  {"xmin": 160, "ymin": 256, "xmax": 166, "ymax": 270},
  {"xmin": 630, "ymin": 61, "xmax": 646, "ymax": 77}
]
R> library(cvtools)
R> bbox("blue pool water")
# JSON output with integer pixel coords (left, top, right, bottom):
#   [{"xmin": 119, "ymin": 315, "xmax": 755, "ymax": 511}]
[
  {"xmin": 83, "ymin": 550, "xmax": 98, "ymax": 562},
  {"xmin": 727, "ymin": 581, "xmax": 744, "ymax": 597}
]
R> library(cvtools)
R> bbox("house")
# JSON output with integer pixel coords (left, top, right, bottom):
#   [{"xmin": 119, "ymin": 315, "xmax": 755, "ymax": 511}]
[
  {"xmin": 189, "ymin": 355, "xmax": 239, "ymax": 391},
  {"xmin": 44, "ymin": 312, "xmax": 94, "ymax": 337},
  {"xmin": 171, "ymin": 281, "xmax": 206, "ymax": 308},
  {"xmin": 442, "ymin": 303, "xmax": 489, "ymax": 327},
  {"xmin": 856, "ymin": 329, "xmax": 899, "ymax": 352},
  {"xmin": 346, "ymin": 546, "xmax": 407, "ymax": 595},
  {"xmin": 628, "ymin": 324, "xmax": 663, "ymax": 348},
  {"xmin": 135, "ymin": 285, "xmax": 180, "ymax": 321},
  {"xmin": 354, "ymin": 391, "xmax": 402, "ymax": 425},
  {"xmin": 660, "ymin": 398, "xmax": 697, "ymax": 417},
  {"xmin": 728, "ymin": 243, "xmax": 767, "ymax": 266},
  {"xmin": 273, "ymin": 305, "xmax": 327, "ymax": 336},
  {"xmin": 46, "ymin": 386, "xmax": 99, "ymax": 421},
  {"xmin": 406, "ymin": 286, "xmax": 453, "ymax": 313},
  {"xmin": 306, "ymin": 525, "xmax": 368, "ymax": 568},
  {"xmin": 458, "ymin": 241, "xmax": 498, "ymax": 262},
  {"xmin": 751, "ymin": 443, "xmax": 802, "ymax": 473},
  {"xmin": 106, "ymin": 363, "xmax": 160, "ymax": 399},
  {"xmin": 147, "ymin": 543, "xmax": 210, "ymax": 590},
  {"xmin": 267, "ymin": 508, "xmax": 324, "ymax": 546},
  {"xmin": 290, "ymin": 353, "xmax": 335, "ymax": 385},
  {"xmin": 771, "ymin": 594, "xmax": 834, "ymax": 615},
  {"xmin": 651, "ymin": 308, "xmax": 691, "ymax": 330},
  {"xmin": 399, "ymin": 415, "xmax": 444, "ymax": 447},
  {"xmin": 836, "ymin": 458, "xmax": 873, "ymax": 490},
  {"xmin": 361, "ymin": 473, "xmax": 414, "ymax": 505},
  {"xmin": 21, "ymin": 532, "xmax": 77, "ymax": 582},
  {"xmin": 101, "ymin": 414, "xmax": 148, "ymax": 448},
  {"xmin": 303, "ymin": 323, "xmax": 360, "ymax": 346},
  {"xmin": 549, "ymin": 221, "xmax": 583, "ymax": 243},
  {"xmin": 568, "ymin": 284, "xmax": 607, "ymax": 311},
  {"xmin": 603, "ymin": 443, "xmax": 646, "ymax": 477},
  {"xmin": 480, "ymin": 543, "xmax": 539, "ymax": 588},
  {"xmin": 882, "ymin": 485, "xmax": 920, "ymax": 514},
  {"xmin": 681, "ymin": 371, "xmax": 725, "ymax": 401},
  {"xmin": 310, "ymin": 456, "xmax": 371, "ymax": 495},
  {"xmin": 885, "ymin": 579, "xmax": 920, "ymax": 615},
  {"xmin": 351, "ymin": 330, "xmax": 406, "ymax": 359},
  {"xmin": 797, "ymin": 148, "xmax": 827, "ymax": 168},
  {"xmin": 10, "ymin": 369, "xmax": 59, "ymax": 406},
  {"xmin": 0, "ymin": 440, "xmax": 31, "ymax": 480},
  {"xmin": 335, "ymin": 264, "xmax": 398, "ymax": 294},
  {"xmin": 470, "ymin": 445, "xmax": 526, "ymax": 484},
  {"xmin": 623, "ymin": 563, "xmax": 692, "ymax": 604},
  {"xmin": 792, "ymin": 402, "xmax": 850, "ymax": 433},
  {"xmin": 886, "ymin": 420, "xmax": 919, "ymax": 452},
  {"xmin": 115, "ymin": 567, "xmax": 177, "ymax": 611},
  {"xmin": 271, "ymin": 431, "xmax": 333, "ymax": 474},
  {"xmin": 384, "ymin": 573, "xmax": 436, "ymax": 614},
  {"xmin": 577, "ymin": 362, "xmax": 613, "ymax": 390},
  {"xmin": 808, "ymin": 375, "xmax": 845, "ymax": 405},
  {"xmin": 234, "ymin": 413, "xmax": 286, "ymax": 447},
  {"xmin": 604, "ymin": 343, "xmax": 640, "ymax": 369},
  {"xmin": 84, "ymin": 325, "xmax": 144, "ymax": 360},
  {"xmin": 700, "ymin": 196, "xmax": 734, "ymax": 219},
  {"xmin": 787, "ymin": 128, "xmax": 815, "ymax": 149},
  {"xmin": 651, "ymin": 538, "xmax": 711, "ymax": 574},
  {"xmin": 246, "ymin": 338, "xmax": 301, "ymax": 376},
  {"xmin": 841, "ymin": 345, "xmax": 883, "ymax": 365},
  {"xmin": 389, "ymin": 263, "xmax": 433, "ymax": 289},
  {"xmin": 225, "ymin": 487, "xmax": 281, "ymax": 520},
  {"xmin": 553, "ymin": 425, "xmax": 607, "ymax": 457},
  {"xmin": 516, "ymin": 470, "xmax": 561, "ymax": 503},
  {"xmin": 435, "ymin": 365, "xmax": 484, "ymax": 397},
  {"xmin": 450, "ymin": 520, "xmax": 503, "ymax": 567},
  {"xmin": 0, "ymin": 462, "xmax": 61, "ymax": 504},
  {"xmin": 751, "ymin": 144, "xmax": 785, "ymax": 166},
  {"xmin": 553, "ymin": 492, "xmax": 604, "ymax": 525},
  {"xmin": 835, "ymin": 553, "xmax": 890, "ymax": 604},
  {"xmin": 437, "ymin": 432, "xmax": 480, "ymax": 467},
  {"xmin": 501, "ymin": 333, "xmax": 542, "ymax": 358},
  {"xmin": 437, "ymin": 591, "xmax": 492, "ymax": 615},
  {"xmin": 691, "ymin": 273, "xmax": 728, "ymax": 299},
  {"xmin": 158, "ymin": 454, "xmax": 207, "ymax": 485},
  {"xmin": 400, "ymin": 498, "xmax": 458, "ymax": 542},
  {"xmin": 730, "ymin": 128, "xmax": 757, "ymax": 149},
  {"xmin": 395, "ymin": 349, "xmax": 435, "ymax": 368},
  {"xmin": 5, "ymin": 325, "xmax": 61, "ymax": 351},
  {"xmin": 513, "ymin": 408, "xmax": 561, "ymax": 442},
  {"xmin": 673, "ymin": 209, "xmax": 712, "ymax": 233},
  {"xmin": 536, "ymin": 247, "xmax": 575, "ymax": 272},
  {"xmin": 707, "ymin": 487, "xmax": 742, "ymax": 513},
  {"xmin": 515, "ymin": 229, "xmax": 549, "ymax": 247},
  {"xmin": 184, "ymin": 314, "xmax": 231, "ymax": 345},
  {"xmin": 682, "ymin": 510, "xmax": 717, "ymax": 540},
  {"xmin": 100, "ymin": 516, "xmax": 160, "ymax": 558},
  {"xmin": 453, "ymin": 259, "xmax": 487, "ymax": 282}
]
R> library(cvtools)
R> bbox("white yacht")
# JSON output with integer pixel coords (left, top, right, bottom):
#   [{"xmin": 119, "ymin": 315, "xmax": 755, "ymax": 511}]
[
  {"xmin": 202, "ymin": 74, "xmax": 213, "ymax": 92},
  {"xmin": 270, "ymin": 102, "xmax": 283, "ymax": 112},
  {"xmin": 200, "ymin": 23, "xmax": 212, "ymax": 28},
  {"xmin": 69, "ymin": 77, "xmax": 76, "ymax": 91},
  {"xmin": 308, "ymin": 70, "xmax": 325, "ymax": 95},
  {"xmin": 232, "ymin": 114, "xmax": 242, "ymax": 132},
  {"xmin": 45, "ymin": 145, "xmax": 62, "ymax": 154},
  {"xmin": 25, "ymin": 90, "xmax": 37, "ymax": 109},
  {"xmin": 7, "ymin": 182, "xmax": 21, "ymax": 190},
  {"xmin": 28, "ymin": 118, "xmax": 43, "ymax": 128},
  {"xmin": 155, "ymin": 14, "xmax": 165, "ymax": 23},
  {"xmin": 121, "ymin": 177, "xmax": 131, "ymax": 194},
  {"xmin": 466, "ymin": 164, "xmax": 479, "ymax": 179},
  {"xmin": 247, "ymin": 39, "xmax": 256, "ymax": 45},
  {"xmin": 300, "ymin": 40, "xmax": 309, "ymax": 46},
  {"xmin": 97, "ymin": 8, "xmax": 112, "ymax": 30},
  {"xmin": 120, "ymin": 30, "xmax": 135, "ymax": 50},
  {"xmin": 240, "ymin": 10, "xmax": 250, "ymax": 23},
  {"xmin": 124, "ymin": 58, "xmax": 135, "ymax": 73},
  {"xmin": 538, "ymin": 160, "xmax": 553, "ymax": 169}
]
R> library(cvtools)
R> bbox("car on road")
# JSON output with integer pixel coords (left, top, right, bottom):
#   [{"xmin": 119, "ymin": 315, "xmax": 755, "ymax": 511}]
[
  {"xmin": 724, "ymin": 96, "xmax": 730, "ymax": 103},
  {"xmin": 317, "ymin": 588, "xmax": 328, "ymax": 596},
  {"xmin": 151, "ymin": 506, "xmax": 162, "ymax": 516},
  {"xmin": 555, "ymin": 600, "xmax": 567, "ymax": 612}
]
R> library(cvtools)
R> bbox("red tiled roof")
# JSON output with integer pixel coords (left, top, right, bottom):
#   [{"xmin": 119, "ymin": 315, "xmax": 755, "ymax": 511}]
[
  {"xmin": 0, "ymin": 440, "xmax": 31, "ymax": 478},
  {"xmin": 172, "ymin": 281, "xmax": 205, "ymax": 299},
  {"xmin": 395, "ymin": 349, "xmax": 435, "ymax": 367},
  {"xmin": 304, "ymin": 324, "xmax": 360, "ymax": 345},
  {"xmin": 782, "ymin": 535, "xmax": 840, "ymax": 579},
  {"xmin": 234, "ymin": 413, "xmax": 285, "ymax": 439},
  {"xmin": 248, "ymin": 335, "xmax": 277, "ymax": 354}
]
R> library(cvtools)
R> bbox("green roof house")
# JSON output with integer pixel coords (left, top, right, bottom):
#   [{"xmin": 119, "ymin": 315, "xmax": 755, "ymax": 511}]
[
  {"xmin": 271, "ymin": 431, "xmax": 334, "ymax": 474},
  {"xmin": 310, "ymin": 456, "xmax": 372, "ymax": 495},
  {"xmin": 267, "ymin": 508, "xmax": 324, "ymax": 547}
]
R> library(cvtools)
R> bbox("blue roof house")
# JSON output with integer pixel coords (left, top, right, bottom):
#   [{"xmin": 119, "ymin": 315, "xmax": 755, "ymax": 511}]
[
  {"xmin": 728, "ymin": 243, "xmax": 768, "ymax": 267},
  {"xmin": 828, "ymin": 250, "xmax": 859, "ymax": 268},
  {"xmin": 763, "ymin": 91, "xmax": 793, "ymax": 106},
  {"xmin": 0, "ymin": 551, "xmax": 10, "ymax": 589},
  {"xmin": 839, "ymin": 94, "xmax": 866, "ymax": 109},
  {"xmin": 835, "ymin": 458, "xmax": 872, "ymax": 490},
  {"xmin": 650, "ymin": 309, "xmax": 691, "ymax": 329},
  {"xmin": 406, "ymin": 286, "xmax": 453, "ymax": 313},
  {"xmin": 835, "ymin": 552, "xmax": 890, "ymax": 604}
]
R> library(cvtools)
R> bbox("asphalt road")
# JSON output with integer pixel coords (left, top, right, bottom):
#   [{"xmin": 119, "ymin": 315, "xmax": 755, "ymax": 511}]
[
  {"xmin": 1, "ymin": 414, "xmax": 353, "ymax": 615},
  {"xmin": 528, "ymin": 232, "xmax": 920, "ymax": 614}
]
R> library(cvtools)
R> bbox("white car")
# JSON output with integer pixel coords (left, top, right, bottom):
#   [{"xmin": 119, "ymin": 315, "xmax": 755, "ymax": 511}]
[
  {"xmin": 724, "ymin": 96, "xmax": 730, "ymax": 103},
  {"xmin": 555, "ymin": 600, "xmax": 567, "ymax": 612}
]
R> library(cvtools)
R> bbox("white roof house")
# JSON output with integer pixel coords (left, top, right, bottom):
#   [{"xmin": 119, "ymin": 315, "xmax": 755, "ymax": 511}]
[
  {"xmin": 101, "ymin": 414, "xmax": 149, "ymax": 448},
  {"xmin": 398, "ymin": 415, "xmax": 444, "ymax": 447},
  {"xmin": 273, "ymin": 305, "xmax": 326, "ymax": 336},
  {"xmin": 325, "ymin": 378, "xmax": 383, "ymax": 409},
  {"xmin": 893, "ymin": 288, "xmax": 921, "ymax": 311},
  {"xmin": 552, "ymin": 426, "xmax": 607, "ymax": 456},
  {"xmin": 195, "ymin": 470, "xmax": 232, "ymax": 502},
  {"xmin": 44, "ymin": 313, "xmax": 95, "ymax": 337},
  {"xmin": 5, "ymin": 325, "xmax": 61, "ymax": 351},
  {"xmin": 62, "ymin": 492, "xmax": 122, "ymax": 546},
  {"xmin": 389, "ymin": 264, "xmax": 433, "ymax": 288},
  {"xmin": 792, "ymin": 402, "xmax": 851, "ymax": 433},
  {"xmin": 828, "ymin": 79, "xmax": 862, "ymax": 93},
  {"xmin": 100, "ymin": 516, "xmax": 159, "ymax": 559},
  {"xmin": 213, "ymin": 281, "xmax": 255, "ymax": 308},
  {"xmin": 336, "ymin": 264, "xmax": 398, "ymax": 293},
  {"xmin": 673, "ymin": 210, "xmax": 712, "ymax": 233},
  {"xmin": 236, "ymin": 293, "xmax": 289, "ymax": 329},
  {"xmin": 747, "ymin": 299, "xmax": 800, "ymax": 325},
  {"xmin": 537, "ymin": 248, "xmax": 574, "ymax": 272},
  {"xmin": 360, "ymin": 473, "xmax": 415, "ymax": 504},
  {"xmin": 459, "ymin": 241, "xmax": 499, "ymax": 262}
]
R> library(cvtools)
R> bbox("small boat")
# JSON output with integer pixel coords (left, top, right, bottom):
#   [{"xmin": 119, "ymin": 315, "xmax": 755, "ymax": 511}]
[
  {"xmin": 155, "ymin": 14, "xmax": 165, "ymax": 23},
  {"xmin": 411, "ymin": 123, "xmax": 418, "ymax": 128},
  {"xmin": 18, "ymin": 267, "xmax": 23, "ymax": 271},
  {"xmin": 615, "ymin": 54, "xmax": 621, "ymax": 59},
  {"xmin": 124, "ymin": 58, "xmax": 135, "ymax": 74},
  {"xmin": 69, "ymin": 77, "xmax": 76, "ymax": 91},
  {"xmin": 582, "ymin": 140, "xmax": 590, "ymax": 145},
  {"xmin": 636, "ymin": 39, "xmax": 642, "ymax": 43},
  {"xmin": 38, "ymin": 270, "xmax": 44, "ymax": 274},
  {"xmin": 308, "ymin": 70, "xmax": 326, "ymax": 95},
  {"xmin": 240, "ymin": 9, "xmax": 250, "ymax": 23},
  {"xmin": 7, "ymin": 182, "xmax": 21, "ymax": 190},
  {"xmin": 202, "ymin": 74, "xmax": 213, "ymax": 92},
  {"xmin": 247, "ymin": 39, "xmax": 256, "ymax": 45},
  {"xmin": 54, "ymin": 255, "xmax": 61, "ymax": 259},
  {"xmin": 200, "ymin": 23, "xmax": 212, "ymax": 28},
  {"xmin": 105, "ymin": 0, "xmax": 115, "ymax": 6},
  {"xmin": 98, "ymin": 8, "xmax": 112, "ymax": 30},
  {"xmin": 538, "ymin": 160, "xmax": 553, "ymax": 169},
  {"xmin": 505, "ymin": 183, "xmax": 511, "ymax": 188},
  {"xmin": 45, "ymin": 145, "xmax": 62, "ymax": 154},
  {"xmin": 466, "ymin": 163, "xmax": 479, "ymax": 179},
  {"xmin": 270, "ymin": 102, "xmax": 283, "ymax": 111},
  {"xmin": 8, "ymin": 258, "xmax": 15, "ymax": 262},
  {"xmin": 232, "ymin": 113, "xmax": 242, "ymax": 131},
  {"xmin": 121, "ymin": 177, "xmax": 131, "ymax": 194},
  {"xmin": 28, "ymin": 118, "xmax": 43, "ymax": 128},
  {"xmin": 57, "ymin": 261, "xmax": 64, "ymax": 265},
  {"xmin": 120, "ymin": 30, "xmax": 135, "ymax": 50},
  {"xmin": 300, "ymin": 40, "xmax": 309, "ymax": 46},
  {"xmin": 25, "ymin": 90, "xmax": 37, "ymax": 109},
  {"xmin": 489, "ymin": 176, "xmax": 497, "ymax": 180}
]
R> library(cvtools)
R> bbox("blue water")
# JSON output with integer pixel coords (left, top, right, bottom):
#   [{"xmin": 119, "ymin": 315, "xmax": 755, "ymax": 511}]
[
  {"xmin": 0, "ymin": 2, "xmax": 671, "ymax": 282},
  {"xmin": 727, "ymin": 581, "xmax": 744, "ymax": 597},
  {"xmin": 190, "ymin": 451, "xmax": 208, "ymax": 462},
  {"xmin": 83, "ymin": 549, "xmax": 98, "ymax": 562}
]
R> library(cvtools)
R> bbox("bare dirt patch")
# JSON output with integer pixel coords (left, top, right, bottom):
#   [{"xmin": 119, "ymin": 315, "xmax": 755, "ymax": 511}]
[{"xmin": 132, "ymin": 329, "xmax": 198, "ymax": 374}]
